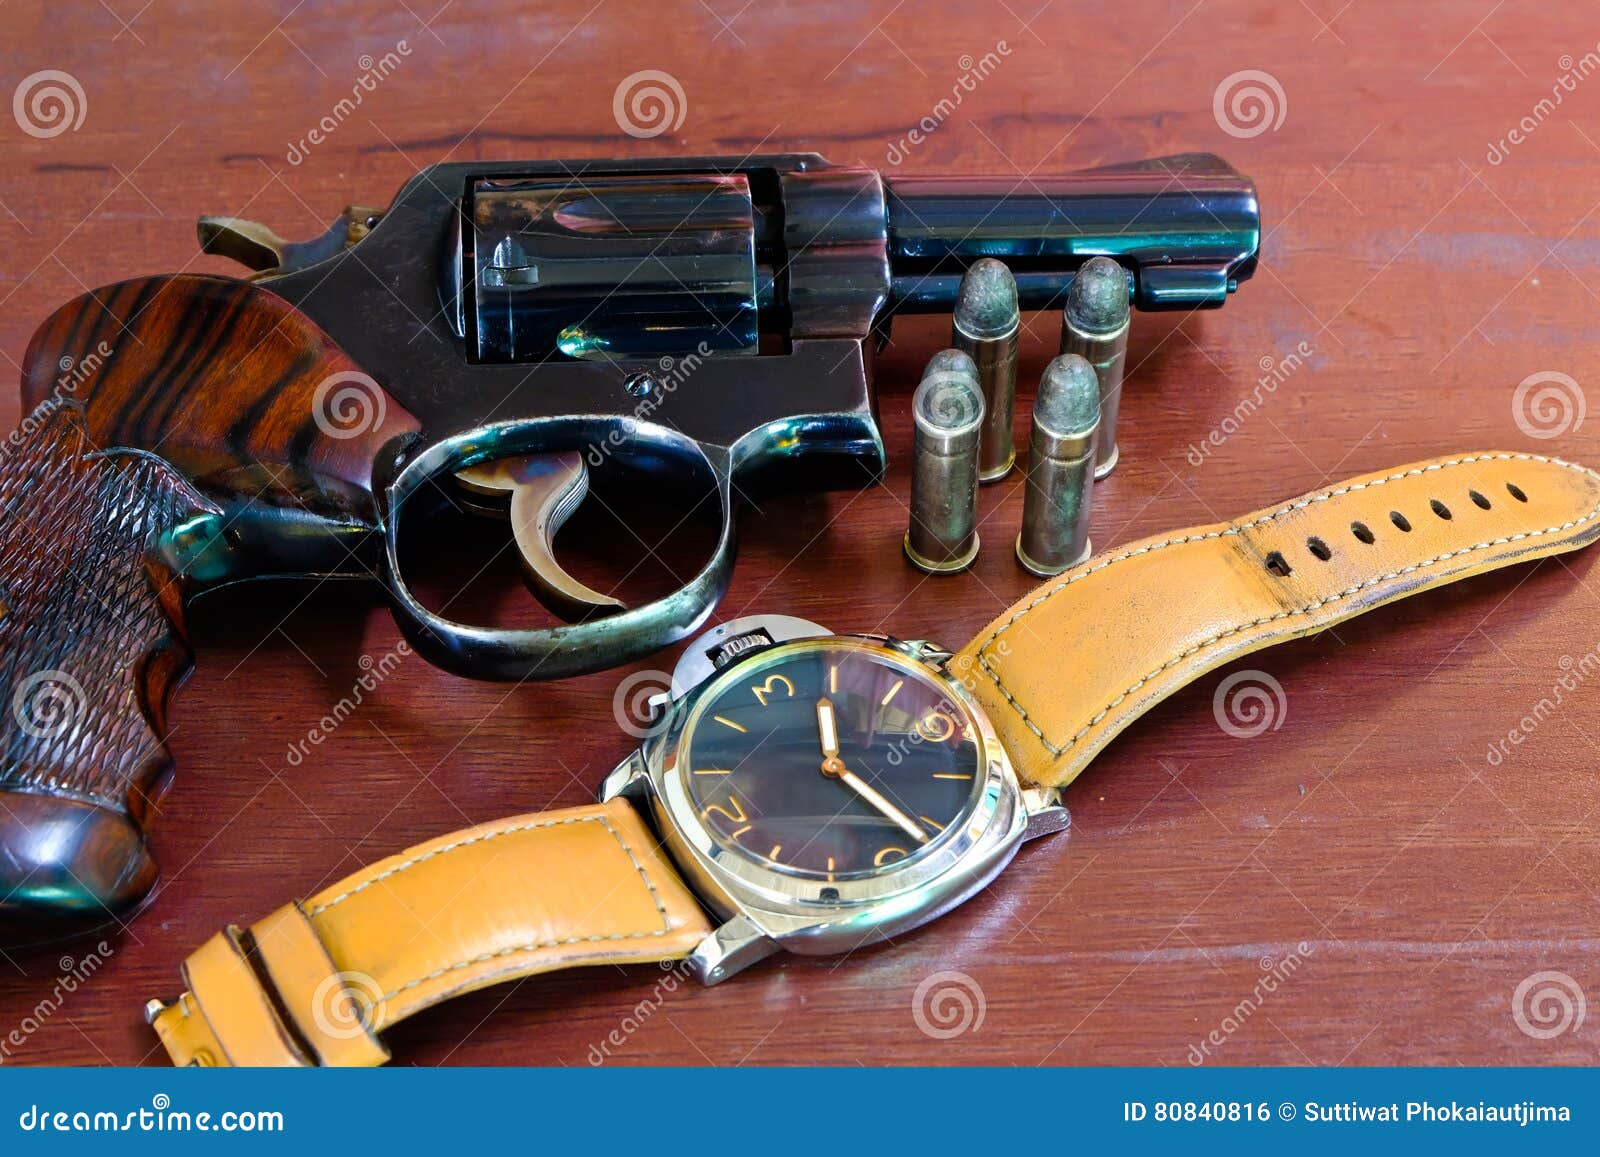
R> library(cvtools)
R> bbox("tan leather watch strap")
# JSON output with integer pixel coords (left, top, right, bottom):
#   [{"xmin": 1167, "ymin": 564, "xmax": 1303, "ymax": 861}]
[
  {"xmin": 148, "ymin": 799, "xmax": 712, "ymax": 1066},
  {"xmin": 955, "ymin": 452, "xmax": 1600, "ymax": 788}
]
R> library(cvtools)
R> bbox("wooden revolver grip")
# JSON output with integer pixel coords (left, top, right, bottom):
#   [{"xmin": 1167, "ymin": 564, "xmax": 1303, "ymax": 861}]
[
  {"xmin": 0, "ymin": 403, "xmax": 216, "ymax": 915},
  {"xmin": 0, "ymin": 273, "xmax": 419, "ymax": 918}
]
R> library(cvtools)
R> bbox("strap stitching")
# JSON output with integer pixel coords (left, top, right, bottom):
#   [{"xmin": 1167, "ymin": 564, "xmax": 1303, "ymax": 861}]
[
  {"xmin": 307, "ymin": 812, "xmax": 660, "ymax": 917},
  {"xmin": 375, "ymin": 814, "xmax": 680, "ymax": 1003},
  {"xmin": 302, "ymin": 812, "xmax": 682, "ymax": 1003},
  {"xmin": 973, "ymin": 452, "xmax": 1600, "ymax": 757}
]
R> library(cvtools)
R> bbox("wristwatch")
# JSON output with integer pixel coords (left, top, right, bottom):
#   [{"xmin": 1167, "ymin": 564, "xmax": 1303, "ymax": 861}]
[{"xmin": 148, "ymin": 451, "xmax": 1600, "ymax": 1066}]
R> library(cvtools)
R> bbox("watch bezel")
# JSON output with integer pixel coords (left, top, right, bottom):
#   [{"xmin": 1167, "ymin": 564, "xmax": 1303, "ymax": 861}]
[{"xmin": 641, "ymin": 635, "xmax": 1029, "ymax": 950}]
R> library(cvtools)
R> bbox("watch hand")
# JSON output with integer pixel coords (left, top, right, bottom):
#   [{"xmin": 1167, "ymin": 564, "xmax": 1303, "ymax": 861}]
[
  {"xmin": 815, "ymin": 697, "xmax": 839, "ymax": 760},
  {"xmin": 822, "ymin": 757, "xmax": 928, "ymax": 844}
]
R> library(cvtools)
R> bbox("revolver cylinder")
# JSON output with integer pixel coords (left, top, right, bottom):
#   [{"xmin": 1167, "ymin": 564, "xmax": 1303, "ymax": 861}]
[{"xmin": 468, "ymin": 174, "xmax": 762, "ymax": 362}]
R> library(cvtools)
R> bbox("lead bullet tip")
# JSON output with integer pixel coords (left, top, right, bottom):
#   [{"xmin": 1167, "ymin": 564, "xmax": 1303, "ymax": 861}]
[
  {"xmin": 1035, "ymin": 354, "xmax": 1101, "ymax": 437},
  {"xmin": 1065, "ymin": 256, "xmax": 1131, "ymax": 334},
  {"xmin": 953, "ymin": 258, "xmax": 1019, "ymax": 339},
  {"xmin": 915, "ymin": 351, "xmax": 985, "ymax": 433},
  {"xmin": 922, "ymin": 347, "xmax": 979, "ymax": 381}
]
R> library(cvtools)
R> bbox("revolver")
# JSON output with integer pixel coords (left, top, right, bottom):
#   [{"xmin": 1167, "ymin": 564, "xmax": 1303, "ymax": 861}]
[{"xmin": 0, "ymin": 151, "xmax": 1259, "ymax": 918}]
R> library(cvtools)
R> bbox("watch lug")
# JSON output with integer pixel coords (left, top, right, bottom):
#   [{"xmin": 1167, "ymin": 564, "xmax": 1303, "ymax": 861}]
[
  {"xmin": 887, "ymin": 638, "xmax": 954, "ymax": 667},
  {"xmin": 598, "ymin": 751, "xmax": 649, "ymax": 804},
  {"xmin": 1020, "ymin": 785, "xmax": 1071, "ymax": 842},
  {"xmin": 685, "ymin": 914, "xmax": 780, "ymax": 986}
]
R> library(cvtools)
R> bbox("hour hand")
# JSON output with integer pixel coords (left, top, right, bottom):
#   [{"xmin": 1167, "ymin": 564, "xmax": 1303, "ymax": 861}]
[{"xmin": 815, "ymin": 697, "xmax": 840, "ymax": 760}]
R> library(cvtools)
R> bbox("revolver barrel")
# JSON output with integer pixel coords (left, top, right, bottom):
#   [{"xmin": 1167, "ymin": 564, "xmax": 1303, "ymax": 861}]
[{"xmin": 883, "ymin": 153, "xmax": 1260, "ymax": 313}]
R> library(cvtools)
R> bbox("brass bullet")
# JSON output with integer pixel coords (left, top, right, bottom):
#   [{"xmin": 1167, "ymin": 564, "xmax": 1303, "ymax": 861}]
[
  {"xmin": 904, "ymin": 349, "xmax": 984, "ymax": 575},
  {"xmin": 1017, "ymin": 354, "xmax": 1100, "ymax": 577},
  {"xmin": 952, "ymin": 259, "xmax": 1020, "ymax": 483},
  {"xmin": 1059, "ymin": 256, "xmax": 1130, "ymax": 479}
]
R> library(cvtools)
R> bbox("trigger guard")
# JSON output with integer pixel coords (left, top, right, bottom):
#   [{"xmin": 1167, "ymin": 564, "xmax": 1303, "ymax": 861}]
[
  {"xmin": 455, "ymin": 453, "xmax": 628, "ymax": 622},
  {"xmin": 379, "ymin": 430, "xmax": 737, "ymax": 681}
]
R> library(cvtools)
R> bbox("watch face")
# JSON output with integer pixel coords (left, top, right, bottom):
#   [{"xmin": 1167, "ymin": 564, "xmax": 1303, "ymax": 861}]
[{"xmin": 680, "ymin": 640, "xmax": 985, "ymax": 880}]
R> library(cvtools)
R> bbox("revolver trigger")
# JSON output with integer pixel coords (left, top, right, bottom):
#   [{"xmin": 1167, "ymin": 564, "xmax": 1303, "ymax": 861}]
[{"xmin": 454, "ymin": 454, "xmax": 627, "ymax": 622}]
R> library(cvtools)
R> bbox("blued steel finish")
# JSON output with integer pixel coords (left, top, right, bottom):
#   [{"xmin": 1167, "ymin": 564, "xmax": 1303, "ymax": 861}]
[
  {"xmin": 242, "ymin": 151, "xmax": 1258, "ymax": 679},
  {"xmin": 1017, "ymin": 355, "xmax": 1100, "ymax": 577},
  {"xmin": 904, "ymin": 352, "xmax": 984, "ymax": 575},
  {"xmin": 468, "ymin": 174, "xmax": 760, "ymax": 362},
  {"xmin": 886, "ymin": 153, "xmax": 1260, "ymax": 312}
]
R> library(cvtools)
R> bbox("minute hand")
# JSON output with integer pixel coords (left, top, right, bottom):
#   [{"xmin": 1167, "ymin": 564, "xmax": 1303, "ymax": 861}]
[{"xmin": 823, "ymin": 758, "xmax": 927, "ymax": 844}]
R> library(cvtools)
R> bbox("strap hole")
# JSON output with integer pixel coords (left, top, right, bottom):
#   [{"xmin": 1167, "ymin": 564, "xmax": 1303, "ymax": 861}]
[
  {"xmin": 1506, "ymin": 482, "xmax": 1528, "ymax": 502},
  {"xmin": 1351, "ymin": 521, "xmax": 1375, "ymax": 544},
  {"xmin": 1264, "ymin": 550, "xmax": 1293, "ymax": 577},
  {"xmin": 1469, "ymin": 489, "xmax": 1491, "ymax": 510},
  {"xmin": 1390, "ymin": 511, "xmax": 1412, "ymax": 532},
  {"xmin": 1430, "ymin": 498, "xmax": 1452, "ymax": 520},
  {"xmin": 1307, "ymin": 536, "xmax": 1332, "ymax": 561}
]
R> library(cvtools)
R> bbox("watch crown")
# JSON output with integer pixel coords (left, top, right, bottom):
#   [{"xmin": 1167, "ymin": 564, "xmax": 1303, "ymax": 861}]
[
  {"xmin": 705, "ymin": 629, "xmax": 780, "ymax": 670},
  {"xmin": 670, "ymin": 615, "xmax": 832, "ymax": 694}
]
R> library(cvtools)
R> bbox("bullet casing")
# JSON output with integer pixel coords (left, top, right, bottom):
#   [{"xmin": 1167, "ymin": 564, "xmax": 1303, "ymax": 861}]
[
  {"xmin": 1059, "ymin": 257, "xmax": 1131, "ymax": 480},
  {"xmin": 952, "ymin": 259, "xmax": 1020, "ymax": 483},
  {"xmin": 1017, "ymin": 354, "xmax": 1100, "ymax": 577},
  {"xmin": 905, "ymin": 353, "xmax": 985, "ymax": 574}
]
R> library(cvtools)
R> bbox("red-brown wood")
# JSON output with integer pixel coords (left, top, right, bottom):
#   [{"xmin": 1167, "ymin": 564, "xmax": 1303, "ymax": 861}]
[
  {"xmin": 2, "ymin": 0, "xmax": 1599, "ymax": 1067},
  {"xmin": 22, "ymin": 275, "xmax": 420, "ymax": 510}
]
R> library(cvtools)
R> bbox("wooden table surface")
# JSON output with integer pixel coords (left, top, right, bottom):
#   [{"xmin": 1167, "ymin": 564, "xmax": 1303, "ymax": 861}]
[{"xmin": 2, "ymin": 0, "xmax": 1599, "ymax": 1068}]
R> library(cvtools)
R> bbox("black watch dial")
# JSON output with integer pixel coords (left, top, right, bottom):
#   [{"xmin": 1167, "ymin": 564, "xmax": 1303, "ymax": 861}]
[{"xmin": 681, "ymin": 641, "xmax": 984, "ymax": 879}]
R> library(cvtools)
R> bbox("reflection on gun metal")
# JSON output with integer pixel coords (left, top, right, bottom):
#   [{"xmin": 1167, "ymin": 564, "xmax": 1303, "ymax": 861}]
[{"xmin": 0, "ymin": 150, "xmax": 1258, "ymax": 919}]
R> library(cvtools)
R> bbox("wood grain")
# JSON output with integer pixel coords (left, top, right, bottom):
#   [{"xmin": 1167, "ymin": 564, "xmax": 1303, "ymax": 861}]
[
  {"xmin": 21, "ymin": 275, "xmax": 419, "ymax": 512},
  {"xmin": 2, "ymin": 0, "xmax": 1599, "ymax": 1067}
]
